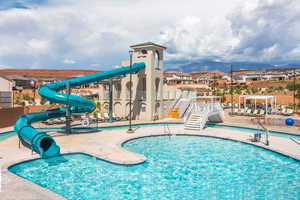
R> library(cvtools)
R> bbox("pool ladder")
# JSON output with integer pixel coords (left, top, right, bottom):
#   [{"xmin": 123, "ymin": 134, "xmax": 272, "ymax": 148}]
[
  {"xmin": 163, "ymin": 124, "xmax": 172, "ymax": 139},
  {"xmin": 252, "ymin": 118, "xmax": 270, "ymax": 145}
]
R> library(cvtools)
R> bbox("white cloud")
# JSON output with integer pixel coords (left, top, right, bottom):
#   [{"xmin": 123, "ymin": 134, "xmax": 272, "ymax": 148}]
[
  {"xmin": 27, "ymin": 39, "xmax": 50, "ymax": 52},
  {"xmin": 0, "ymin": 0, "xmax": 299, "ymax": 70},
  {"xmin": 228, "ymin": 0, "xmax": 300, "ymax": 63},
  {"xmin": 0, "ymin": 64, "xmax": 9, "ymax": 69},
  {"xmin": 159, "ymin": 0, "xmax": 300, "ymax": 63},
  {"xmin": 63, "ymin": 58, "xmax": 76, "ymax": 64},
  {"xmin": 159, "ymin": 16, "xmax": 239, "ymax": 61}
]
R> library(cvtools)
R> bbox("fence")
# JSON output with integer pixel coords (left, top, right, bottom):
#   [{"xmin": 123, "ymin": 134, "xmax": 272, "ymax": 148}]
[
  {"xmin": 0, "ymin": 105, "xmax": 58, "ymax": 128},
  {"xmin": 224, "ymin": 94, "xmax": 298, "ymax": 106},
  {"xmin": 264, "ymin": 117, "xmax": 300, "ymax": 127}
]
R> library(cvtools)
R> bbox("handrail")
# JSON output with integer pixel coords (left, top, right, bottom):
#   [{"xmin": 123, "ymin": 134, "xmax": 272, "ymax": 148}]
[
  {"xmin": 199, "ymin": 108, "xmax": 209, "ymax": 129},
  {"xmin": 257, "ymin": 121, "xmax": 268, "ymax": 131},
  {"xmin": 290, "ymin": 138, "xmax": 300, "ymax": 145},
  {"xmin": 184, "ymin": 100, "xmax": 194, "ymax": 122},
  {"xmin": 172, "ymin": 94, "xmax": 182, "ymax": 109},
  {"xmin": 252, "ymin": 118, "xmax": 269, "ymax": 145},
  {"xmin": 182, "ymin": 98, "xmax": 193, "ymax": 118},
  {"xmin": 163, "ymin": 123, "xmax": 172, "ymax": 139}
]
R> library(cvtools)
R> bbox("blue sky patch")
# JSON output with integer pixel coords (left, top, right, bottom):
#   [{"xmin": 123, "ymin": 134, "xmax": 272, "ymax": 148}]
[{"xmin": 0, "ymin": 0, "xmax": 48, "ymax": 10}]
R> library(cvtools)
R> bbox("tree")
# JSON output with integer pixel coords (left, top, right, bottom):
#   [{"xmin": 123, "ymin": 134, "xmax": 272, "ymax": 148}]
[
  {"xmin": 22, "ymin": 94, "xmax": 34, "ymax": 102},
  {"xmin": 215, "ymin": 89, "xmax": 223, "ymax": 96},
  {"xmin": 234, "ymin": 88, "xmax": 242, "ymax": 95},
  {"xmin": 251, "ymin": 87, "xmax": 259, "ymax": 94},
  {"xmin": 40, "ymin": 97, "xmax": 47, "ymax": 105},
  {"xmin": 287, "ymin": 82, "xmax": 300, "ymax": 110},
  {"xmin": 286, "ymin": 83, "xmax": 300, "ymax": 91}
]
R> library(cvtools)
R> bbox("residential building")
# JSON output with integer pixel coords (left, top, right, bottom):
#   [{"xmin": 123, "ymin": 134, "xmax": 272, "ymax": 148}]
[
  {"xmin": 0, "ymin": 76, "xmax": 14, "ymax": 108},
  {"xmin": 164, "ymin": 72, "xmax": 193, "ymax": 85}
]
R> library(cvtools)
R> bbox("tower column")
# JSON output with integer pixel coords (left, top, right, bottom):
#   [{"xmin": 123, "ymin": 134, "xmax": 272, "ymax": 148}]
[{"xmin": 130, "ymin": 42, "xmax": 166, "ymax": 121}]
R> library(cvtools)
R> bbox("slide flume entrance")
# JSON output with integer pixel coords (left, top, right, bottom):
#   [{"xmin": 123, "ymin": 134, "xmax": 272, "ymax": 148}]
[{"xmin": 14, "ymin": 62, "xmax": 145, "ymax": 158}]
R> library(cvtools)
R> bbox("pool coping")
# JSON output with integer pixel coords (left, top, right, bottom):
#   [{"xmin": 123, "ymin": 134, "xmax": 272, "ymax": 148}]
[
  {"xmin": 1, "ymin": 121, "xmax": 300, "ymax": 143},
  {"xmin": 120, "ymin": 133, "xmax": 300, "ymax": 162},
  {"xmin": 2, "ymin": 124, "xmax": 300, "ymax": 200}
]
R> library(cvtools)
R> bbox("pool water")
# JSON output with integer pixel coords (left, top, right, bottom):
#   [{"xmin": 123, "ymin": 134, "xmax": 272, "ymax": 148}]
[
  {"xmin": 9, "ymin": 136, "xmax": 300, "ymax": 200},
  {"xmin": 1, "ymin": 123, "xmax": 300, "ymax": 142},
  {"xmin": 0, "ymin": 131, "xmax": 16, "ymax": 141},
  {"xmin": 207, "ymin": 124, "xmax": 300, "ymax": 139}
]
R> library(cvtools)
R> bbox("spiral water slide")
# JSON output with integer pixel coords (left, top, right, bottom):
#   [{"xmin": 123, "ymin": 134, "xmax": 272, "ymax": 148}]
[{"xmin": 14, "ymin": 62, "xmax": 145, "ymax": 158}]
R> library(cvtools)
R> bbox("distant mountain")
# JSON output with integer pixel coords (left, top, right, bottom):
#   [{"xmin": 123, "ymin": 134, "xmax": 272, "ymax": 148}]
[{"xmin": 164, "ymin": 60, "xmax": 300, "ymax": 73}]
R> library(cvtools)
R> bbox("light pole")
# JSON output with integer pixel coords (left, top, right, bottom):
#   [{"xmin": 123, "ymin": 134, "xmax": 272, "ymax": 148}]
[
  {"xmin": 108, "ymin": 79, "xmax": 113, "ymax": 123},
  {"xmin": 213, "ymin": 72, "xmax": 216, "ymax": 96},
  {"xmin": 127, "ymin": 50, "xmax": 134, "ymax": 133},
  {"xmin": 230, "ymin": 65, "xmax": 233, "ymax": 115},
  {"xmin": 31, "ymin": 80, "xmax": 36, "ymax": 105},
  {"xmin": 293, "ymin": 68, "xmax": 296, "ymax": 111},
  {"xmin": 66, "ymin": 81, "xmax": 72, "ymax": 135}
]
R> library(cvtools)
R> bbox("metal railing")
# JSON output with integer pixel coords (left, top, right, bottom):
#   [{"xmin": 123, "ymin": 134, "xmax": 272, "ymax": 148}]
[
  {"xmin": 183, "ymin": 101, "xmax": 210, "ymax": 130},
  {"xmin": 252, "ymin": 118, "xmax": 270, "ymax": 145},
  {"xmin": 163, "ymin": 123, "xmax": 172, "ymax": 139},
  {"xmin": 172, "ymin": 94, "xmax": 183, "ymax": 109},
  {"xmin": 184, "ymin": 100, "xmax": 224, "ymax": 127}
]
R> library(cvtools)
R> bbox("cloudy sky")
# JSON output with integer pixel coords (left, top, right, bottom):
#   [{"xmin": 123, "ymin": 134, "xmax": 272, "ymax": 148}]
[{"xmin": 0, "ymin": 0, "xmax": 299, "ymax": 70}]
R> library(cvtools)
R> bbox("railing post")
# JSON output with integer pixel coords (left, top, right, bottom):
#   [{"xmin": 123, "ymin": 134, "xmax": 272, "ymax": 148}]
[
  {"xmin": 66, "ymin": 81, "xmax": 72, "ymax": 135},
  {"xmin": 266, "ymin": 130, "xmax": 269, "ymax": 146}
]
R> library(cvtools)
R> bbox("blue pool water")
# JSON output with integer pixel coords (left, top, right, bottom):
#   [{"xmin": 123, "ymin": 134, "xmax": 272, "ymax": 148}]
[
  {"xmin": 1, "ymin": 122, "xmax": 300, "ymax": 142},
  {"xmin": 0, "ymin": 131, "xmax": 17, "ymax": 141},
  {"xmin": 9, "ymin": 136, "xmax": 300, "ymax": 200}
]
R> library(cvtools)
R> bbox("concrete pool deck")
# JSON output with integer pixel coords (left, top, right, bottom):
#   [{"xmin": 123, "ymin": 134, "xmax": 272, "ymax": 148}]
[{"xmin": 1, "ymin": 122, "xmax": 300, "ymax": 200}]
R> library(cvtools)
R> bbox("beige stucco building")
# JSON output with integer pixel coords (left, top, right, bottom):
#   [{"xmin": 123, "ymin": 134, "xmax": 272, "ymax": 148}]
[{"xmin": 98, "ymin": 42, "xmax": 181, "ymax": 120}]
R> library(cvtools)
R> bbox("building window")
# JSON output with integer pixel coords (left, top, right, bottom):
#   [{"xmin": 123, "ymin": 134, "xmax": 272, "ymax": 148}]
[
  {"xmin": 154, "ymin": 50, "xmax": 160, "ymax": 70},
  {"xmin": 141, "ymin": 104, "xmax": 146, "ymax": 112}
]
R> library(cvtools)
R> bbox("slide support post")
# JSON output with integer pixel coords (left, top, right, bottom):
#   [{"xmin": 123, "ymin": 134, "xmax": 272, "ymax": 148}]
[
  {"xmin": 66, "ymin": 81, "xmax": 72, "ymax": 135},
  {"xmin": 127, "ymin": 50, "xmax": 134, "ymax": 133},
  {"xmin": 108, "ymin": 79, "xmax": 113, "ymax": 123}
]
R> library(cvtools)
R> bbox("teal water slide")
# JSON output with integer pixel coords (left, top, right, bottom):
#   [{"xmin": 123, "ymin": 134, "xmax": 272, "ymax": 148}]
[{"xmin": 14, "ymin": 62, "xmax": 145, "ymax": 158}]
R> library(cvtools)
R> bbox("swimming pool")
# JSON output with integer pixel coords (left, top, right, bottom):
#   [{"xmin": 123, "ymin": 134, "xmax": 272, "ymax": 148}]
[
  {"xmin": 1, "ymin": 122, "xmax": 300, "ymax": 142},
  {"xmin": 9, "ymin": 136, "xmax": 300, "ymax": 200}
]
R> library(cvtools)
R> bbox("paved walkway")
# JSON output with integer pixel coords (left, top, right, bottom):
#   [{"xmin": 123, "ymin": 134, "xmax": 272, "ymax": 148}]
[{"xmin": 1, "ymin": 123, "xmax": 300, "ymax": 200}]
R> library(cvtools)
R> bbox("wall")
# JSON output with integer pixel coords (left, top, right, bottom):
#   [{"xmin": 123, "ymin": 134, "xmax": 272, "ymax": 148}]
[
  {"xmin": 0, "ymin": 105, "xmax": 59, "ymax": 128},
  {"xmin": 0, "ymin": 77, "xmax": 13, "ymax": 91},
  {"xmin": 224, "ymin": 94, "xmax": 298, "ymax": 106},
  {"xmin": 0, "ymin": 107, "xmax": 24, "ymax": 128},
  {"xmin": 26, "ymin": 105, "xmax": 59, "ymax": 113}
]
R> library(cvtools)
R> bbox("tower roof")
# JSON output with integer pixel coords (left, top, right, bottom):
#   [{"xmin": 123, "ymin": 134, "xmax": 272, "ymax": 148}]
[{"xmin": 130, "ymin": 42, "xmax": 167, "ymax": 50}]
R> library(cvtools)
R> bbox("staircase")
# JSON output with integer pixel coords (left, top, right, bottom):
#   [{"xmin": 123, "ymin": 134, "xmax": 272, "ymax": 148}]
[
  {"xmin": 184, "ymin": 101, "xmax": 209, "ymax": 130},
  {"xmin": 184, "ymin": 113, "xmax": 208, "ymax": 130},
  {"xmin": 171, "ymin": 92, "xmax": 196, "ymax": 118}
]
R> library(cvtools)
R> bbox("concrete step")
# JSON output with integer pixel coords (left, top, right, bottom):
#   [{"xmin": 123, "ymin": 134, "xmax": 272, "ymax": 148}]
[
  {"xmin": 190, "ymin": 116, "xmax": 202, "ymax": 119},
  {"xmin": 184, "ymin": 124, "xmax": 201, "ymax": 128},
  {"xmin": 189, "ymin": 117, "xmax": 202, "ymax": 120},
  {"xmin": 185, "ymin": 122, "xmax": 201, "ymax": 126},
  {"xmin": 190, "ymin": 117, "xmax": 202, "ymax": 119},
  {"xmin": 187, "ymin": 119, "xmax": 202, "ymax": 122},
  {"xmin": 191, "ymin": 114, "xmax": 202, "ymax": 117},
  {"xmin": 184, "ymin": 127, "xmax": 201, "ymax": 130}
]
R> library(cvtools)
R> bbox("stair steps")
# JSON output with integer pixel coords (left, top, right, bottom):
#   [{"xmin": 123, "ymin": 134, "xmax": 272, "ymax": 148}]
[
  {"xmin": 183, "ymin": 100, "xmax": 224, "ymax": 131},
  {"xmin": 184, "ymin": 114, "xmax": 205, "ymax": 130}
]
